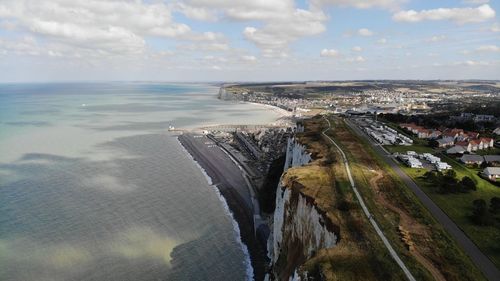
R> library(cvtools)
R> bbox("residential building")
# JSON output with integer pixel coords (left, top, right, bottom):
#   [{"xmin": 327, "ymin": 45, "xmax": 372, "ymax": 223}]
[
  {"xmin": 456, "ymin": 141, "xmax": 472, "ymax": 152},
  {"xmin": 437, "ymin": 137, "xmax": 455, "ymax": 148},
  {"xmin": 482, "ymin": 167, "xmax": 500, "ymax": 181},
  {"xmin": 469, "ymin": 139, "xmax": 482, "ymax": 151},
  {"xmin": 480, "ymin": 138, "xmax": 494, "ymax": 149},
  {"xmin": 460, "ymin": 154, "xmax": 484, "ymax": 165},
  {"xmin": 446, "ymin": 145, "xmax": 466, "ymax": 154},
  {"xmin": 484, "ymin": 155, "xmax": 500, "ymax": 166}
]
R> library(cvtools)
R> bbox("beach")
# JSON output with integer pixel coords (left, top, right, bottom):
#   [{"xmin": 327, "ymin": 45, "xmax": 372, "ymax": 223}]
[{"xmin": 178, "ymin": 133, "xmax": 269, "ymax": 281}]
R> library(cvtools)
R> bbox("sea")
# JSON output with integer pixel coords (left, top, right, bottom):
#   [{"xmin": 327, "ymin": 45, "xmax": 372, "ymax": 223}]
[{"xmin": 0, "ymin": 83, "xmax": 280, "ymax": 281}]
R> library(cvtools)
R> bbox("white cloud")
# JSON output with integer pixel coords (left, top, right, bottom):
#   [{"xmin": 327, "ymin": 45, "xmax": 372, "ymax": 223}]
[
  {"xmin": 461, "ymin": 60, "xmax": 491, "ymax": 66},
  {"xmin": 346, "ymin": 55, "xmax": 366, "ymax": 62},
  {"xmin": 311, "ymin": 0, "xmax": 406, "ymax": 10},
  {"xmin": 352, "ymin": 46, "xmax": 363, "ymax": 52},
  {"xmin": 181, "ymin": 1, "xmax": 327, "ymax": 57},
  {"xmin": 184, "ymin": 0, "xmax": 294, "ymax": 21},
  {"xmin": 357, "ymin": 28, "xmax": 374, "ymax": 36},
  {"xmin": 463, "ymin": 0, "xmax": 489, "ymax": 4},
  {"xmin": 377, "ymin": 38, "xmax": 387, "ymax": 44},
  {"xmin": 172, "ymin": 2, "xmax": 218, "ymax": 21},
  {"xmin": 320, "ymin": 48, "xmax": 340, "ymax": 57},
  {"xmin": 180, "ymin": 42, "xmax": 229, "ymax": 52},
  {"xmin": 393, "ymin": 4, "xmax": 496, "ymax": 24},
  {"xmin": 242, "ymin": 55, "xmax": 257, "ymax": 62},
  {"xmin": 476, "ymin": 45, "xmax": 500, "ymax": 52},
  {"xmin": 425, "ymin": 35, "xmax": 447, "ymax": 42},
  {"xmin": 243, "ymin": 8, "xmax": 327, "ymax": 57},
  {"xmin": 0, "ymin": 0, "xmax": 226, "ymax": 56}
]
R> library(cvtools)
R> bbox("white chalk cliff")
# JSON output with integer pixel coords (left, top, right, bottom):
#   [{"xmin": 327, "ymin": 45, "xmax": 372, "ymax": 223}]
[{"xmin": 267, "ymin": 138, "xmax": 339, "ymax": 281}]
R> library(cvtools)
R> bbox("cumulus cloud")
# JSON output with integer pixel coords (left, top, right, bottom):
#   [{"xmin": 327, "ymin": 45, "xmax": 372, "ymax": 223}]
[
  {"xmin": 393, "ymin": 4, "xmax": 495, "ymax": 24},
  {"xmin": 357, "ymin": 28, "xmax": 374, "ymax": 36},
  {"xmin": 180, "ymin": 1, "xmax": 327, "ymax": 57},
  {"xmin": 242, "ymin": 8, "xmax": 327, "ymax": 57},
  {"xmin": 171, "ymin": 2, "xmax": 218, "ymax": 21},
  {"xmin": 241, "ymin": 55, "xmax": 257, "ymax": 62},
  {"xmin": 320, "ymin": 48, "xmax": 340, "ymax": 57},
  {"xmin": 425, "ymin": 35, "xmax": 447, "ymax": 42},
  {"xmin": 311, "ymin": 0, "xmax": 406, "ymax": 10},
  {"xmin": 476, "ymin": 45, "xmax": 500, "ymax": 52},
  {"xmin": 463, "ymin": 0, "xmax": 489, "ymax": 4},
  {"xmin": 460, "ymin": 60, "xmax": 491, "ymax": 66},
  {"xmin": 377, "ymin": 38, "xmax": 387, "ymax": 44},
  {"xmin": 352, "ymin": 46, "xmax": 363, "ymax": 52},
  {"xmin": 346, "ymin": 55, "xmax": 366, "ymax": 62},
  {"xmin": 0, "ymin": 0, "xmax": 225, "ymax": 56}
]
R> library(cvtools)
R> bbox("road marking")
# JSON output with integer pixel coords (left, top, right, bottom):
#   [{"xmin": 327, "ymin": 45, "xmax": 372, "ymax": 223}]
[{"xmin": 322, "ymin": 116, "xmax": 416, "ymax": 281}]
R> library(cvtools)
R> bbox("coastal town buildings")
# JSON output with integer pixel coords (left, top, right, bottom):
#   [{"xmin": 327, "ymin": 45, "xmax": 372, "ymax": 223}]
[{"xmin": 482, "ymin": 167, "xmax": 500, "ymax": 181}]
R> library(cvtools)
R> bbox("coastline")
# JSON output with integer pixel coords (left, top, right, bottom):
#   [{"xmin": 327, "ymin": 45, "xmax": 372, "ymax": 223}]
[
  {"xmin": 177, "ymin": 133, "xmax": 268, "ymax": 281},
  {"xmin": 246, "ymin": 102, "xmax": 293, "ymax": 119},
  {"xmin": 177, "ymin": 139, "xmax": 254, "ymax": 281}
]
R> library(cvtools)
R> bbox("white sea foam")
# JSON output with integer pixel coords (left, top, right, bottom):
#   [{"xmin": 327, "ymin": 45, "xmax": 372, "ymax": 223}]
[{"xmin": 177, "ymin": 137, "xmax": 255, "ymax": 281}]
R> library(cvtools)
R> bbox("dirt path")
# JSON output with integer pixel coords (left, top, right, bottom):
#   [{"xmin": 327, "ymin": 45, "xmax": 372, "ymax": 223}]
[{"xmin": 368, "ymin": 169, "xmax": 446, "ymax": 281}]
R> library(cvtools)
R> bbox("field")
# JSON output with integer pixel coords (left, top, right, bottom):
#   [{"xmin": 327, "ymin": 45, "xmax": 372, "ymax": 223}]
[
  {"xmin": 323, "ymin": 116, "xmax": 485, "ymax": 281},
  {"xmin": 384, "ymin": 144, "xmax": 435, "ymax": 155},
  {"xmin": 292, "ymin": 117, "xmax": 410, "ymax": 280},
  {"xmin": 399, "ymin": 153, "xmax": 500, "ymax": 267}
]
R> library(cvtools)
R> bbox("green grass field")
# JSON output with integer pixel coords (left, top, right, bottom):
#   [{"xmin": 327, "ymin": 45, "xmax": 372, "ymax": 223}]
[
  {"xmin": 384, "ymin": 144, "xmax": 435, "ymax": 155},
  {"xmin": 397, "ymin": 154, "xmax": 500, "ymax": 268}
]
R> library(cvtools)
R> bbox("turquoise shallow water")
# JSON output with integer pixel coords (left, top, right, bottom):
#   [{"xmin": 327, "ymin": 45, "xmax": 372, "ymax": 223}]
[{"xmin": 0, "ymin": 83, "xmax": 279, "ymax": 281}]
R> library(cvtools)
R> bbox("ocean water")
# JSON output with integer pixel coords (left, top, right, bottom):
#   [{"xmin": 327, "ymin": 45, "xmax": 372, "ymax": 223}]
[{"xmin": 0, "ymin": 83, "xmax": 280, "ymax": 281}]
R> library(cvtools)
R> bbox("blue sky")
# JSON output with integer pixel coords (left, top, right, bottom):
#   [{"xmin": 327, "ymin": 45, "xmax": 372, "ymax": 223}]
[{"xmin": 0, "ymin": 0, "xmax": 499, "ymax": 82}]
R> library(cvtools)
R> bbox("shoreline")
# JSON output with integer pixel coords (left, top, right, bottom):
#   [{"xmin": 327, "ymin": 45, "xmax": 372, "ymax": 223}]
[
  {"xmin": 246, "ymin": 102, "xmax": 293, "ymax": 119},
  {"xmin": 177, "ymin": 138, "xmax": 254, "ymax": 280},
  {"xmin": 177, "ymin": 133, "xmax": 268, "ymax": 281}
]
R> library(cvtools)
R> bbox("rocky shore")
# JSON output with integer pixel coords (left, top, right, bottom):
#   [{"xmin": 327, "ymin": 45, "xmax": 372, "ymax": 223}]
[{"xmin": 178, "ymin": 133, "xmax": 268, "ymax": 281}]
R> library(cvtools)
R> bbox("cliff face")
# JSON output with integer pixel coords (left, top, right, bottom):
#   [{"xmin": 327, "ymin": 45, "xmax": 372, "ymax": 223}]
[
  {"xmin": 218, "ymin": 87, "xmax": 228, "ymax": 100},
  {"xmin": 267, "ymin": 139, "xmax": 339, "ymax": 281},
  {"xmin": 283, "ymin": 138, "xmax": 311, "ymax": 171}
]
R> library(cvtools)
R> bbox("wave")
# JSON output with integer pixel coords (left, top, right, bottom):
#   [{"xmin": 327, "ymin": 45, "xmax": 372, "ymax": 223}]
[{"xmin": 177, "ymin": 137, "xmax": 254, "ymax": 281}]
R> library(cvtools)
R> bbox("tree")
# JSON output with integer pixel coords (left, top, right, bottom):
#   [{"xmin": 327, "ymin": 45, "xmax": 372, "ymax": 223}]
[
  {"xmin": 471, "ymin": 199, "xmax": 493, "ymax": 226},
  {"xmin": 439, "ymin": 171, "xmax": 458, "ymax": 194},
  {"xmin": 490, "ymin": 197, "xmax": 500, "ymax": 214},
  {"xmin": 445, "ymin": 169, "xmax": 457, "ymax": 178},
  {"xmin": 459, "ymin": 176, "xmax": 476, "ymax": 192},
  {"xmin": 423, "ymin": 171, "xmax": 436, "ymax": 181},
  {"xmin": 428, "ymin": 139, "xmax": 439, "ymax": 148}
]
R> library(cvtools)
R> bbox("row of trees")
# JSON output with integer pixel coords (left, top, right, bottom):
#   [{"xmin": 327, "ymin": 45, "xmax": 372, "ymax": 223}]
[
  {"xmin": 423, "ymin": 170, "xmax": 476, "ymax": 194},
  {"xmin": 471, "ymin": 197, "xmax": 500, "ymax": 226}
]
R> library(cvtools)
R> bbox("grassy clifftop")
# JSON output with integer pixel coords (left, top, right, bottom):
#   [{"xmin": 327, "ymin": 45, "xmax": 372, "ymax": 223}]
[{"xmin": 280, "ymin": 115, "xmax": 484, "ymax": 281}]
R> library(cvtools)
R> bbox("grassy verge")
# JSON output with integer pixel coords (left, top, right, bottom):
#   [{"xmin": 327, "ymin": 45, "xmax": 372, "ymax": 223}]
[{"xmin": 384, "ymin": 144, "xmax": 435, "ymax": 154}]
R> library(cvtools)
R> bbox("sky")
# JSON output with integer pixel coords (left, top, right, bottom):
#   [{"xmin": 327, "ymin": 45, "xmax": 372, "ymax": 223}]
[{"xmin": 0, "ymin": 0, "xmax": 499, "ymax": 82}]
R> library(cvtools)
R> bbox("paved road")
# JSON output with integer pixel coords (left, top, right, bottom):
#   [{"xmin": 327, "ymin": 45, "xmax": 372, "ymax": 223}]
[
  {"xmin": 345, "ymin": 118, "xmax": 500, "ymax": 281},
  {"xmin": 322, "ymin": 116, "xmax": 416, "ymax": 281}
]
